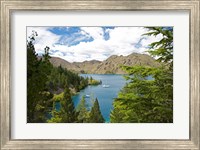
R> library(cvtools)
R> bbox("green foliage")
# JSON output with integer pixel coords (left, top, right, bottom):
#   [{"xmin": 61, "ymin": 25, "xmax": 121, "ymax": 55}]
[
  {"xmin": 27, "ymin": 31, "xmax": 87, "ymax": 123},
  {"xmin": 111, "ymin": 65, "xmax": 173, "ymax": 123},
  {"xmin": 60, "ymin": 87, "xmax": 77, "ymax": 123},
  {"xmin": 43, "ymin": 46, "xmax": 51, "ymax": 62},
  {"xmin": 88, "ymin": 76, "xmax": 101, "ymax": 85},
  {"xmin": 53, "ymin": 92, "xmax": 64, "ymax": 102},
  {"xmin": 111, "ymin": 27, "xmax": 173, "ymax": 123},
  {"xmin": 48, "ymin": 88, "xmax": 78, "ymax": 123},
  {"xmin": 143, "ymin": 27, "xmax": 173, "ymax": 69},
  {"xmin": 27, "ymin": 31, "xmax": 53, "ymax": 123},
  {"xmin": 76, "ymin": 96, "xmax": 90, "ymax": 123},
  {"xmin": 47, "ymin": 65, "xmax": 88, "ymax": 92},
  {"xmin": 47, "ymin": 110, "xmax": 62, "ymax": 123},
  {"xmin": 89, "ymin": 98, "xmax": 105, "ymax": 123}
]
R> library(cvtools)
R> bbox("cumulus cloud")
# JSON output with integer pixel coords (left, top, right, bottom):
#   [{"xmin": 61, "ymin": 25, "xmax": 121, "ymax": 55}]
[
  {"xmin": 80, "ymin": 27, "xmax": 104, "ymax": 40},
  {"xmin": 27, "ymin": 27, "xmax": 61, "ymax": 56},
  {"xmin": 27, "ymin": 27, "xmax": 163, "ymax": 62}
]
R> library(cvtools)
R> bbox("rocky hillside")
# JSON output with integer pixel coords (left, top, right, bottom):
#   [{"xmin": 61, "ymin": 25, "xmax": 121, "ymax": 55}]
[
  {"xmin": 92, "ymin": 53, "xmax": 160, "ymax": 74},
  {"xmin": 49, "ymin": 53, "xmax": 160, "ymax": 74},
  {"xmin": 49, "ymin": 58, "xmax": 101, "ymax": 73}
]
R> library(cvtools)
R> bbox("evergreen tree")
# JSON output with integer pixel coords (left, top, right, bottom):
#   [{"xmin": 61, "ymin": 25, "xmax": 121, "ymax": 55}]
[
  {"xmin": 60, "ymin": 87, "xmax": 77, "ymax": 122},
  {"xmin": 43, "ymin": 46, "xmax": 51, "ymax": 62},
  {"xmin": 27, "ymin": 31, "xmax": 89, "ymax": 123},
  {"xmin": 46, "ymin": 65, "xmax": 88, "ymax": 93},
  {"xmin": 27, "ymin": 31, "xmax": 53, "ymax": 123},
  {"xmin": 89, "ymin": 98, "xmax": 104, "ymax": 123},
  {"xmin": 76, "ymin": 96, "xmax": 89, "ymax": 123},
  {"xmin": 27, "ymin": 31, "xmax": 40, "ymax": 122},
  {"xmin": 144, "ymin": 27, "xmax": 173, "ymax": 69},
  {"xmin": 111, "ymin": 27, "xmax": 173, "ymax": 123}
]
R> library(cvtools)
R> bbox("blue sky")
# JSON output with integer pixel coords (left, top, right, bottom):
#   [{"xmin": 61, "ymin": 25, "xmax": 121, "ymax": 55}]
[
  {"xmin": 49, "ymin": 27, "xmax": 93, "ymax": 46},
  {"xmin": 27, "ymin": 27, "xmax": 164, "ymax": 62}
]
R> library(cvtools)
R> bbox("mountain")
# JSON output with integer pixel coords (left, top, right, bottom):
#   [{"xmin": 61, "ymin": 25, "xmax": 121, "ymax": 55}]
[
  {"xmin": 74, "ymin": 60, "xmax": 101, "ymax": 73},
  {"xmin": 49, "ymin": 53, "xmax": 160, "ymax": 74},
  {"xmin": 49, "ymin": 57, "xmax": 101, "ymax": 73},
  {"xmin": 92, "ymin": 53, "xmax": 160, "ymax": 74},
  {"xmin": 49, "ymin": 57, "xmax": 81, "ymax": 72}
]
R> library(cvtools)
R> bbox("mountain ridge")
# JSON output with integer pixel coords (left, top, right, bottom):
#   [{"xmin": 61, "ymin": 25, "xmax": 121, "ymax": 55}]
[{"xmin": 48, "ymin": 53, "xmax": 160, "ymax": 74}]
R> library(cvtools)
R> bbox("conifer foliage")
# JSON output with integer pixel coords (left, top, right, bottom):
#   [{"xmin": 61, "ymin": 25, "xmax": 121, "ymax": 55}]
[
  {"xmin": 110, "ymin": 27, "xmax": 173, "ymax": 123},
  {"xmin": 27, "ymin": 27, "xmax": 172, "ymax": 123},
  {"xmin": 89, "ymin": 98, "xmax": 105, "ymax": 123},
  {"xmin": 76, "ymin": 96, "xmax": 90, "ymax": 123},
  {"xmin": 60, "ymin": 87, "xmax": 77, "ymax": 123},
  {"xmin": 27, "ymin": 31, "xmax": 89, "ymax": 123},
  {"xmin": 27, "ymin": 31, "xmax": 53, "ymax": 123},
  {"xmin": 27, "ymin": 31, "xmax": 105, "ymax": 123}
]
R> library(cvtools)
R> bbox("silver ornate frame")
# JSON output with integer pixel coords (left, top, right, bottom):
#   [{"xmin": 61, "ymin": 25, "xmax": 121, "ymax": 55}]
[{"xmin": 0, "ymin": 0, "xmax": 199, "ymax": 149}]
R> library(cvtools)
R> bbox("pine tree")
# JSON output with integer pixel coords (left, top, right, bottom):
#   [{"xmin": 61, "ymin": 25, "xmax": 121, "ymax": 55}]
[
  {"xmin": 27, "ymin": 31, "xmax": 53, "ymax": 122},
  {"xmin": 89, "ymin": 98, "xmax": 104, "ymax": 123},
  {"xmin": 111, "ymin": 27, "xmax": 173, "ymax": 123},
  {"xmin": 60, "ymin": 87, "xmax": 77, "ymax": 123},
  {"xmin": 27, "ymin": 31, "xmax": 40, "ymax": 122},
  {"xmin": 27, "ymin": 31, "xmax": 89, "ymax": 123},
  {"xmin": 76, "ymin": 96, "xmax": 89, "ymax": 123},
  {"xmin": 27, "ymin": 31, "xmax": 54, "ymax": 123}
]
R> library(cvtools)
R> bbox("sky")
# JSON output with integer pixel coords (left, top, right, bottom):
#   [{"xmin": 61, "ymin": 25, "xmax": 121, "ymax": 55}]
[{"xmin": 27, "ymin": 27, "xmax": 163, "ymax": 62}]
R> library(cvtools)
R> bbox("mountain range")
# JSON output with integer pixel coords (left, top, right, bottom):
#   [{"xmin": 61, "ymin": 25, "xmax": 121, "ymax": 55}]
[{"xmin": 49, "ymin": 53, "xmax": 160, "ymax": 74}]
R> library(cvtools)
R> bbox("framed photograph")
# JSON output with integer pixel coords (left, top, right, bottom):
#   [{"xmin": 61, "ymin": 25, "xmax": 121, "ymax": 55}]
[{"xmin": 1, "ymin": 0, "xmax": 199, "ymax": 149}]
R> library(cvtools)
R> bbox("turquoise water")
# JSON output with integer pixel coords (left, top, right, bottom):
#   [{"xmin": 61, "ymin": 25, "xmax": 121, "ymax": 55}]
[{"xmin": 72, "ymin": 74, "xmax": 127, "ymax": 123}]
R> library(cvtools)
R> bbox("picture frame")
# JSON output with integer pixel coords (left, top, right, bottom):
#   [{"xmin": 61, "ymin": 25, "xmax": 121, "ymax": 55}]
[{"xmin": 0, "ymin": 0, "xmax": 199, "ymax": 149}]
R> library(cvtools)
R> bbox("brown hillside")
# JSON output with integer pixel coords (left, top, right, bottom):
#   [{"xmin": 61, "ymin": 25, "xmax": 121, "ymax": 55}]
[{"xmin": 49, "ymin": 53, "xmax": 160, "ymax": 74}]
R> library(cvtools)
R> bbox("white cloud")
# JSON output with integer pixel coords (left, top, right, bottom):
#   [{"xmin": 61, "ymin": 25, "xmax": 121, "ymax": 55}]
[
  {"xmin": 27, "ymin": 27, "xmax": 60, "ymax": 54},
  {"xmin": 27, "ymin": 27, "xmax": 163, "ymax": 62},
  {"xmin": 140, "ymin": 34, "xmax": 163, "ymax": 48},
  {"xmin": 80, "ymin": 27, "xmax": 104, "ymax": 40}
]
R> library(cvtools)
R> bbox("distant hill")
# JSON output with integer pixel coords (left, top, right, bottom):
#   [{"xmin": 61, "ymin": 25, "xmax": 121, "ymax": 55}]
[
  {"xmin": 49, "ymin": 57, "xmax": 101, "ymax": 73},
  {"xmin": 49, "ymin": 53, "xmax": 160, "ymax": 74}
]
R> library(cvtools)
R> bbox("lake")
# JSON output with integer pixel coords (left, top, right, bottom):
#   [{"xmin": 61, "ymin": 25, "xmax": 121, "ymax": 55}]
[{"xmin": 72, "ymin": 74, "xmax": 127, "ymax": 123}]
